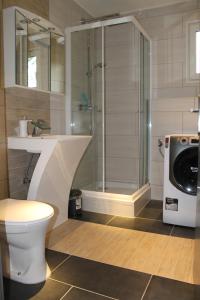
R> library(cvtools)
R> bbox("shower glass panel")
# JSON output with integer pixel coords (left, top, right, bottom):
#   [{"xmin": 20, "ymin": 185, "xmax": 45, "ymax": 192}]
[
  {"xmin": 71, "ymin": 28, "xmax": 103, "ymax": 191},
  {"xmin": 69, "ymin": 17, "xmax": 150, "ymax": 195},
  {"xmin": 139, "ymin": 34, "xmax": 150, "ymax": 187},
  {"xmin": 104, "ymin": 23, "xmax": 140, "ymax": 194}
]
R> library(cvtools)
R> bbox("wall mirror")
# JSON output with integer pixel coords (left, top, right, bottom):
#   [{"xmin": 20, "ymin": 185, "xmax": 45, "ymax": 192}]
[{"xmin": 4, "ymin": 6, "xmax": 65, "ymax": 94}]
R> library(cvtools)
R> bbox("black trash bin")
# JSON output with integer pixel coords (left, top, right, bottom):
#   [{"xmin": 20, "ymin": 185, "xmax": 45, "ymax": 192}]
[{"xmin": 68, "ymin": 189, "xmax": 82, "ymax": 217}]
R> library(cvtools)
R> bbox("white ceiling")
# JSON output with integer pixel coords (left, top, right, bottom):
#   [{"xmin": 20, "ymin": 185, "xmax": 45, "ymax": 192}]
[{"xmin": 74, "ymin": 0, "xmax": 191, "ymax": 17}]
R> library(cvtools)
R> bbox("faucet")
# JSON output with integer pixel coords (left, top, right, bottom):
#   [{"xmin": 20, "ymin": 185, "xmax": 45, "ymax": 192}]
[{"xmin": 31, "ymin": 119, "xmax": 51, "ymax": 136}]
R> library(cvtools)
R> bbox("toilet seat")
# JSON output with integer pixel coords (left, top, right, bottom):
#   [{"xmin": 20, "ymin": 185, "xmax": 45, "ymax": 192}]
[{"xmin": 0, "ymin": 199, "xmax": 54, "ymax": 225}]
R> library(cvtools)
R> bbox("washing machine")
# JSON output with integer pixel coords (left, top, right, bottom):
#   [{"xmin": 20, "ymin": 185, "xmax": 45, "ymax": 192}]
[{"xmin": 163, "ymin": 134, "xmax": 198, "ymax": 227}]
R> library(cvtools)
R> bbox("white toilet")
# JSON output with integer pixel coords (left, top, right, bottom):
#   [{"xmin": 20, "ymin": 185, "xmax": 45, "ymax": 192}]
[{"xmin": 0, "ymin": 199, "xmax": 54, "ymax": 284}]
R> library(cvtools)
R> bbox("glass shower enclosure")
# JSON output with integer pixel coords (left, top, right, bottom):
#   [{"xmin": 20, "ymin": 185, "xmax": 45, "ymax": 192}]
[{"xmin": 65, "ymin": 16, "xmax": 151, "ymax": 196}]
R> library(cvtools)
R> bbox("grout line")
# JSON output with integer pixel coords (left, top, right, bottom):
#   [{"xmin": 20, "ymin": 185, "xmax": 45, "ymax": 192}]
[
  {"xmin": 169, "ymin": 225, "xmax": 175, "ymax": 236},
  {"xmin": 59, "ymin": 286, "xmax": 73, "ymax": 300},
  {"xmin": 140, "ymin": 275, "xmax": 153, "ymax": 300},
  {"xmin": 50, "ymin": 278, "xmax": 118, "ymax": 300},
  {"xmin": 135, "ymin": 216, "xmax": 163, "ymax": 222},
  {"xmin": 50, "ymin": 255, "xmax": 72, "ymax": 273},
  {"xmin": 105, "ymin": 216, "xmax": 116, "ymax": 225}
]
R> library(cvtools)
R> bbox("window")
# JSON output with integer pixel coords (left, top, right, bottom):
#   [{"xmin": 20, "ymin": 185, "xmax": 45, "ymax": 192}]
[{"xmin": 187, "ymin": 21, "xmax": 200, "ymax": 81}]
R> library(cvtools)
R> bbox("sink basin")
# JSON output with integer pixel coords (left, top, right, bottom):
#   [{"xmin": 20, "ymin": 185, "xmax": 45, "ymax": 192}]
[{"xmin": 8, "ymin": 135, "xmax": 92, "ymax": 228}]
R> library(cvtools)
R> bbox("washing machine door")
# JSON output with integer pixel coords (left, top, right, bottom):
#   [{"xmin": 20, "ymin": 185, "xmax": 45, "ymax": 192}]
[{"xmin": 173, "ymin": 146, "xmax": 198, "ymax": 195}]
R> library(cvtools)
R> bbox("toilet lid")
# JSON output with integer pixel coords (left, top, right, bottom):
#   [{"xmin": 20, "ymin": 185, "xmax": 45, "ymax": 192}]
[{"xmin": 0, "ymin": 199, "xmax": 54, "ymax": 223}]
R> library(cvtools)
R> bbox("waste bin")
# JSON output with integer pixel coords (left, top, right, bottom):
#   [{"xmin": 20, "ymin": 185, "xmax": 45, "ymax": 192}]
[{"xmin": 68, "ymin": 189, "xmax": 82, "ymax": 217}]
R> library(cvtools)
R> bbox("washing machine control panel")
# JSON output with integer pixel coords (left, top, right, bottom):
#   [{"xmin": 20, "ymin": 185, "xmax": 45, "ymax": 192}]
[{"xmin": 178, "ymin": 136, "xmax": 199, "ymax": 145}]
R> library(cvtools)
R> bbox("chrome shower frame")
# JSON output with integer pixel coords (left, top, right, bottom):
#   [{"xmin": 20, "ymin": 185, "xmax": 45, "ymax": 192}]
[{"xmin": 65, "ymin": 15, "xmax": 152, "ymax": 192}]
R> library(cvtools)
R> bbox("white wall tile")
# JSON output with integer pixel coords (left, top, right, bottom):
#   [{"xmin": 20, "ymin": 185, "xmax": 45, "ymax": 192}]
[
  {"xmin": 105, "ymin": 135, "xmax": 139, "ymax": 159},
  {"xmin": 152, "ymin": 62, "xmax": 183, "ymax": 89},
  {"xmin": 106, "ymin": 157, "xmax": 139, "ymax": 183},
  {"xmin": 151, "ymin": 185, "xmax": 163, "ymax": 201},
  {"xmin": 151, "ymin": 97, "xmax": 195, "ymax": 112},
  {"xmin": 151, "ymin": 112, "xmax": 182, "ymax": 137},
  {"xmin": 182, "ymin": 112, "xmax": 198, "ymax": 134},
  {"xmin": 106, "ymin": 113, "xmax": 137, "ymax": 136},
  {"xmin": 151, "ymin": 161, "xmax": 164, "ymax": 186}
]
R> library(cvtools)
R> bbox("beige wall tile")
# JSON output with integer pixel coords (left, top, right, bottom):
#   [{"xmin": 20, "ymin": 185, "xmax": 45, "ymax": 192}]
[
  {"xmin": 3, "ymin": 0, "xmax": 49, "ymax": 19},
  {"xmin": 0, "ymin": 179, "xmax": 8, "ymax": 199}
]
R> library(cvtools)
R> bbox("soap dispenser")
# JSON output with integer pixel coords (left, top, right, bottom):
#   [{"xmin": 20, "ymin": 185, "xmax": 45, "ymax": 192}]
[{"xmin": 19, "ymin": 116, "xmax": 32, "ymax": 137}]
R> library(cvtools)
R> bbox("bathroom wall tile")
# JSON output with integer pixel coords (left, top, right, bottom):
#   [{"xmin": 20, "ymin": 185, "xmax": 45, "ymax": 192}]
[
  {"xmin": 152, "ymin": 62, "xmax": 183, "ymax": 89},
  {"xmin": 105, "ymin": 90, "xmax": 139, "ymax": 113},
  {"xmin": 152, "ymin": 37, "xmax": 185, "ymax": 65},
  {"xmin": 152, "ymin": 39, "xmax": 168, "ymax": 65},
  {"xmin": 106, "ymin": 157, "xmax": 139, "ymax": 183},
  {"xmin": 182, "ymin": 112, "xmax": 198, "ymax": 134},
  {"xmin": 151, "ymin": 185, "xmax": 163, "ymax": 201},
  {"xmin": 0, "ymin": 106, "xmax": 6, "ymax": 142},
  {"xmin": 106, "ymin": 66, "xmax": 138, "ymax": 92},
  {"xmin": 151, "ymin": 112, "xmax": 182, "ymax": 137},
  {"xmin": 49, "ymin": 0, "xmax": 90, "ymax": 30},
  {"xmin": 0, "ymin": 143, "xmax": 7, "ymax": 181},
  {"xmin": 150, "ymin": 161, "xmax": 164, "ymax": 186},
  {"xmin": 137, "ymin": 0, "xmax": 198, "ymax": 19},
  {"xmin": 140, "ymin": 14, "xmax": 183, "ymax": 40},
  {"xmin": 106, "ymin": 113, "xmax": 137, "ymax": 136},
  {"xmin": 105, "ymin": 135, "xmax": 139, "ymax": 159},
  {"xmin": 50, "ymin": 94, "xmax": 65, "ymax": 111},
  {"xmin": 0, "ymin": 88, "xmax": 5, "ymax": 107},
  {"xmin": 3, "ymin": 0, "xmax": 49, "ymax": 19},
  {"xmin": 152, "ymin": 86, "xmax": 197, "ymax": 99},
  {"xmin": 0, "ymin": 179, "xmax": 8, "ymax": 200},
  {"xmin": 105, "ymin": 22, "xmax": 134, "ymax": 47},
  {"xmin": 151, "ymin": 136, "xmax": 165, "ymax": 162},
  {"xmin": 50, "ymin": 109, "xmax": 66, "ymax": 135},
  {"xmin": 105, "ymin": 45, "xmax": 134, "ymax": 68},
  {"xmin": 151, "ymin": 97, "xmax": 195, "ymax": 112}
]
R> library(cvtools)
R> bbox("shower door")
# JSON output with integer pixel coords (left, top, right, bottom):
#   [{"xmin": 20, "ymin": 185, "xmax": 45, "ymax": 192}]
[
  {"xmin": 66, "ymin": 16, "xmax": 150, "ymax": 194},
  {"xmin": 69, "ymin": 27, "xmax": 104, "ymax": 191}
]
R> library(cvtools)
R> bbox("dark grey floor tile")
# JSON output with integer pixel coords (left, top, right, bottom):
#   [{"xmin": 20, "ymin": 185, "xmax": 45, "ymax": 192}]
[
  {"xmin": 63, "ymin": 287, "xmax": 111, "ymax": 300},
  {"xmin": 171, "ymin": 226, "xmax": 195, "ymax": 239},
  {"xmin": 3, "ymin": 277, "xmax": 70, "ymax": 300},
  {"xmin": 146, "ymin": 200, "xmax": 163, "ymax": 209},
  {"xmin": 51, "ymin": 256, "xmax": 150, "ymax": 300},
  {"xmin": 70, "ymin": 211, "xmax": 113, "ymax": 225},
  {"xmin": 46, "ymin": 249, "xmax": 69, "ymax": 270},
  {"xmin": 143, "ymin": 276, "xmax": 195, "ymax": 300},
  {"xmin": 109, "ymin": 217, "xmax": 172, "ymax": 235},
  {"xmin": 138, "ymin": 207, "xmax": 163, "ymax": 221}
]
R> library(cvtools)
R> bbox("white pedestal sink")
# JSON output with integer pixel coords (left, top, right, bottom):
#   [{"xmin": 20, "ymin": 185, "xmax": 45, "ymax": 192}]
[{"xmin": 7, "ymin": 135, "xmax": 91, "ymax": 228}]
